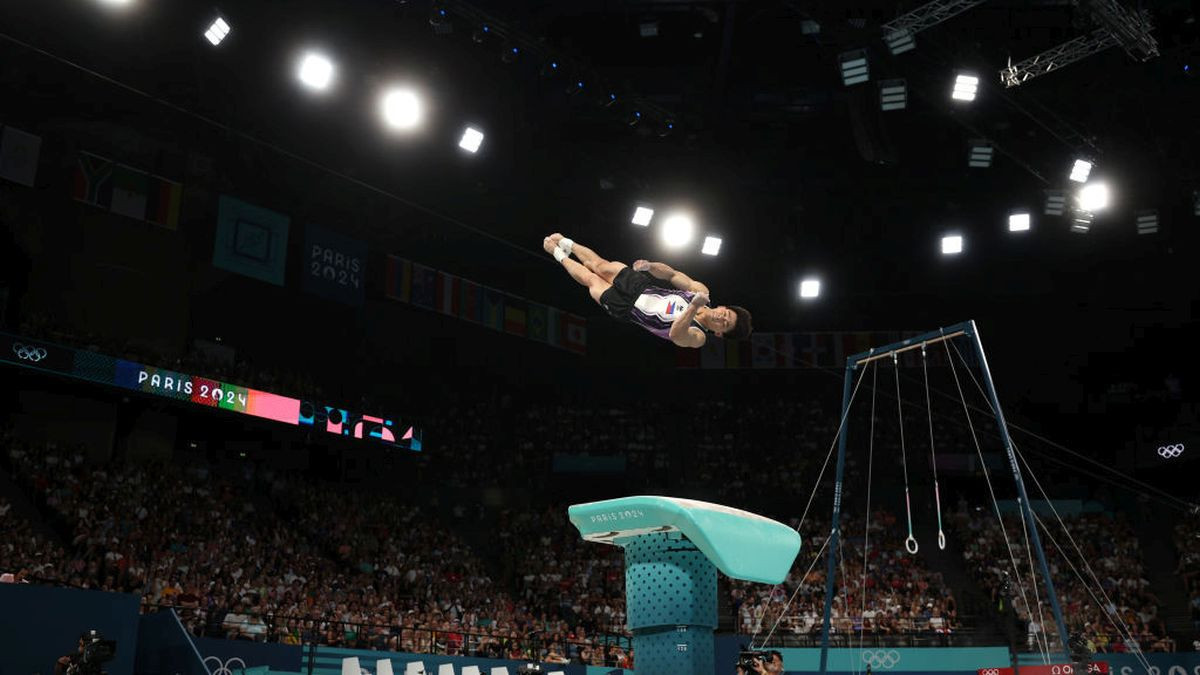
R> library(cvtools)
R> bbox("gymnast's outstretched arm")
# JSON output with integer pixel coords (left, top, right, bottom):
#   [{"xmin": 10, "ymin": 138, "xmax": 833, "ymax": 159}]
[{"xmin": 632, "ymin": 260, "xmax": 710, "ymax": 295}]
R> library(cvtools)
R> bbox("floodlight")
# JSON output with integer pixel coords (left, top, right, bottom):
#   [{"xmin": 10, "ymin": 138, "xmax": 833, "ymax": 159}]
[
  {"xmin": 839, "ymin": 50, "xmax": 869, "ymax": 86},
  {"xmin": 1069, "ymin": 159, "xmax": 1093, "ymax": 183},
  {"xmin": 97, "ymin": 0, "xmax": 133, "ymax": 5},
  {"xmin": 701, "ymin": 236, "xmax": 722, "ymax": 256},
  {"xmin": 1071, "ymin": 211, "xmax": 1093, "ymax": 233},
  {"xmin": 968, "ymin": 140, "xmax": 993, "ymax": 168},
  {"xmin": 879, "ymin": 79, "xmax": 906, "ymax": 111},
  {"xmin": 204, "ymin": 17, "xmax": 231, "ymax": 46},
  {"xmin": 631, "ymin": 206, "xmax": 654, "ymax": 227},
  {"xmin": 459, "ymin": 127, "xmax": 484, "ymax": 153},
  {"xmin": 884, "ymin": 29, "xmax": 915, "ymax": 55},
  {"xmin": 639, "ymin": 21, "xmax": 659, "ymax": 38},
  {"xmin": 1044, "ymin": 190, "xmax": 1067, "ymax": 216},
  {"xmin": 381, "ymin": 88, "xmax": 422, "ymax": 130},
  {"xmin": 1077, "ymin": 182, "xmax": 1109, "ymax": 212},
  {"xmin": 941, "ymin": 235, "xmax": 963, "ymax": 255},
  {"xmin": 799, "ymin": 278, "xmax": 821, "ymax": 299},
  {"xmin": 1008, "ymin": 213, "xmax": 1031, "ymax": 232},
  {"xmin": 1135, "ymin": 210, "xmax": 1158, "ymax": 235},
  {"xmin": 660, "ymin": 213, "xmax": 695, "ymax": 248},
  {"xmin": 297, "ymin": 52, "xmax": 335, "ymax": 91},
  {"xmin": 951, "ymin": 73, "xmax": 979, "ymax": 101}
]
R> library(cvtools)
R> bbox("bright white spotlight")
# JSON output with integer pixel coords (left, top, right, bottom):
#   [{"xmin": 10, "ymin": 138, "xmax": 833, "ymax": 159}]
[
  {"xmin": 381, "ymin": 88, "xmax": 423, "ymax": 130},
  {"xmin": 297, "ymin": 52, "xmax": 335, "ymax": 91},
  {"xmin": 799, "ymin": 278, "xmax": 821, "ymax": 299},
  {"xmin": 459, "ymin": 127, "xmax": 484, "ymax": 153},
  {"xmin": 204, "ymin": 17, "xmax": 231, "ymax": 46},
  {"xmin": 1078, "ymin": 182, "xmax": 1110, "ymax": 212},
  {"xmin": 631, "ymin": 206, "xmax": 654, "ymax": 227},
  {"xmin": 1069, "ymin": 159, "xmax": 1093, "ymax": 183},
  {"xmin": 97, "ymin": 0, "xmax": 134, "ymax": 6},
  {"xmin": 660, "ymin": 213, "xmax": 695, "ymax": 248},
  {"xmin": 701, "ymin": 236, "xmax": 722, "ymax": 256},
  {"xmin": 1008, "ymin": 213, "xmax": 1031, "ymax": 232},
  {"xmin": 951, "ymin": 74, "xmax": 979, "ymax": 101},
  {"xmin": 941, "ymin": 234, "xmax": 963, "ymax": 255}
]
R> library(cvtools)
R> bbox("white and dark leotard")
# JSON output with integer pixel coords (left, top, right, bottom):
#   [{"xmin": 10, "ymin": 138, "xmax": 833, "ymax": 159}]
[{"xmin": 599, "ymin": 268, "xmax": 705, "ymax": 341}]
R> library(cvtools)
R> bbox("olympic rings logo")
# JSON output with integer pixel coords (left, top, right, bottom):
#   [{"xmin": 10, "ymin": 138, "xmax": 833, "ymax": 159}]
[
  {"xmin": 862, "ymin": 650, "xmax": 901, "ymax": 669},
  {"xmin": 1158, "ymin": 444, "xmax": 1185, "ymax": 459},
  {"xmin": 12, "ymin": 343, "xmax": 48, "ymax": 362},
  {"xmin": 202, "ymin": 657, "xmax": 247, "ymax": 675},
  {"xmin": 981, "ymin": 669, "xmax": 1001, "ymax": 675}
]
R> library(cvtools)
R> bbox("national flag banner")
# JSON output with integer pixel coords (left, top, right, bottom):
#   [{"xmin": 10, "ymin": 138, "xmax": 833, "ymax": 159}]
[
  {"xmin": 0, "ymin": 126, "xmax": 42, "ymax": 187},
  {"xmin": 774, "ymin": 332, "xmax": 797, "ymax": 368},
  {"xmin": 838, "ymin": 332, "xmax": 873, "ymax": 367},
  {"xmin": 752, "ymin": 333, "xmax": 777, "ymax": 369},
  {"xmin": 410, "ymin": 263, "xmax": 437, "ymax": 309},
  {"xmin": 562, "ymin": 313, "xmax": 587, "ymax": 354},
  {"xmin": 436, "ymin": 272, "xmax": 460, "ymax": 316},
  {"xmin": 814, "ymin": 333, "xmax": 836, "ymax": 367},
  {"xmin": 384, "ymin": 256, "xmax": 412, "ymax": 302},
  {"xmin": 459, "ymin": 279, "xmax": 482, "ymax": 323},
  {"xmin": 145, "ymin": 174, "xmax": 183, "ymax": 229},
  {"xmin": 725, "ymin": 339, "xmax": 752, "ymax": 369},
  {"xmin": 504, "ymin": 297, "xmax": 527, "ymax": 337},
  {"xmin": 110, "ymin": 164, "xmax": 149, "ymax": 221},
  {"xmin": 71, "ymin": 152, "xmax": 114, "ymax": 207},
  {"xmin": 303, "ymin": 223, "xmax": 367, "ymax": 306},
  {"xmin": 545, "ymin": 306, "xmax": 561, "ymax": 348},
  {"xmin": 212, "ymin": 194, "xmax": 290, "ymax": 286},
  {"xmin": 700, "ymin": 337, "xmax": 725, "ymax": 369},
  {"xmin": 482, "ymin": 288, "xmax": 506, "ymax": 331},
  {"xmin": 526, "ymin": 302, "xmax": 549, "ymax": 343}
]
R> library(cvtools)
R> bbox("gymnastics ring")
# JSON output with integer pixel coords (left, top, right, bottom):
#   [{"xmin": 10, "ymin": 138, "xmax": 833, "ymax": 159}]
[
  {"xmin": 937, "ymin": 531, "xmax": 946, "ymax": 550},
  {"xmin": 905, "ymin": 534, "xmax": 919, "ymax": 555}
]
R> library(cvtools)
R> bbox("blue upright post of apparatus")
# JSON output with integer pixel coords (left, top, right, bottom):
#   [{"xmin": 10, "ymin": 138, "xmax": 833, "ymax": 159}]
[
  {"xmin": 966, "ymin": 320, "xmax": 1071, "ymax": 656},
  {"xmin": 818, "ymin": 355, "xmax": 858, "ymax": 674},
  {"xmin": 817, "ymin": 320, "xmax": 1071, "ymax": 672},
  {"xmin": 569, "ymin": 496, "xmax": 802, "ymax": 675}
]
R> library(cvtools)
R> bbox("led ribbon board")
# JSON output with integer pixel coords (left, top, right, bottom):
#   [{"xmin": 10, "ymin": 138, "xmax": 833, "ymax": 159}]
[{"xmin": 2, "ymin": 332, "xmax": 421, "ymax": 451}]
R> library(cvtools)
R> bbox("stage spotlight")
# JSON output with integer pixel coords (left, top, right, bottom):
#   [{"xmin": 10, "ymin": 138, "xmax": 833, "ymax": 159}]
[
  {"xmin": 626, "ymin": 110, "xmax": 642, "ymax": 127},
  {"xmin": 701, "ymin": 236, "xmax": 722, "ymax": 256},
  {"xmin": 297, "ymin": 52, "xmax": 335, "ymax": 91},
  {"xmin": 631, "ymin": 206, "xmax": 654, "ymax": 227},
  {"xmin": 565, "ymin": 79, "xmax": 585, "ymax": 95},
  {"xmin": 429, "ymin": 5, "xmax": 453, "ymax": 34},
  {"xmin": 1008, "ymin": 213, "xmax": 1031, "ymax": 232},
  {"xmin": 501, "ymin": 45, "xmax": 519, "ymax": 64},
  {"xmin": 1069, "ymin": 159, "xmax": 1093, "ymax": 183},
  {"xmin": 951, "ymin": 73, "xmax": 979, "ymax": 101},
  {"xmin": 540, "ymin": 61, "xmax": 560, "ymax": 78},
  {"xmin": 459, "ymin": 127, "xmax": 484, "ymax": 153},
  {"xmin": 884, "ymin": 28, "xmax": 915, "ymax": 55},
  {"xmin": 656, "ymin": 119, "xmax": 676, "ymax": 138},
  {"xmin": 204, "ymin": 16, "xmax": 231, "ymax": 46},
  {"xmin": 381, "ymin": 88, "xmax": 422, "ymax": 131},
  {"xmin": 839, "ymin": 50, "xmax": 869, "ymax": 86},
  {"xmin": 603, "ymin": 92, "xmax": 618, "ymax": 108},
  {"xmin": 97, "ymin": 0, "xmax": 133, "ymax": 6},
  {"xmin": 941, "ymin": 234, "xmax": 963, "ymax": 255},
  {"xmin": 968, "ymin": 140, "xmax": 993, "ymax": 168},
  {"xmin": 799, "ymin": 278, "xmax": 821, "ymax": 299},
  {"xmin": 1077, "ymin": 182, "xmax": 1110, "ymax": 212},
  {"xmin": 660, "ymin": 213, "xmax": 695, "ymax": 249},
  {"xmin": 1136, "ymin": 210, "xmax": 1158, "ymax": 235},
  {"xmin": 879, "ymin": 79, "xmax": 907, "ymax": 111},
  {"xmin": 1044, "ymin": 190, "xmax": 1067, "ymax": 216}
]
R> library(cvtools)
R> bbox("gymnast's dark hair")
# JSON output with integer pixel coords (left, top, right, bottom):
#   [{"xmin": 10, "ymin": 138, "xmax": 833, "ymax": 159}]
[{"xmin": 725, "ymin": 305, "xmax": 753, "ymax": 340}]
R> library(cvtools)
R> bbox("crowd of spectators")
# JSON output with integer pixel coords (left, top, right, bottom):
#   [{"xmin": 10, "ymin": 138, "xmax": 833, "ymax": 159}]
[
  {"xmin": 951, "ymin": 507, "xmax": 1173, "ymax": 653},
  {"xmin": 1173, "ymin": 512, "xmax": 1200, "ymax": 633},
  {"xmin": 0, "ymin": 435, "xmax": 631, "ymax": 666},
  {"xmin": 729, "ymin": 511, "xmax": 957, "ymax": 642}
]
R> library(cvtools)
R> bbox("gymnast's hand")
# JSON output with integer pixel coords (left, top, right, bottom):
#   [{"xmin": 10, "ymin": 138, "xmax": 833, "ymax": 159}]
[
  {"xmin": 632, "ymin": 260, "xmax": 650, "ymax": 272},
  {"xmin": 690, "ymin": 291, "xmax": 710, "ymax": 308}
]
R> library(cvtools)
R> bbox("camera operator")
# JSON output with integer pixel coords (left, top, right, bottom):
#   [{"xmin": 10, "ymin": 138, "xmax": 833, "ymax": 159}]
[
  {"xmin": 54, "ymin": 635, "xmax": 87, "ymax": 675},
  {"xmin": 737, "ymin": 649, "xmax": 784, "ymax": 675}
]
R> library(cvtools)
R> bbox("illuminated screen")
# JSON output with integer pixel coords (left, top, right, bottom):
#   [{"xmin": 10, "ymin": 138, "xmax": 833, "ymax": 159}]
[{"xmin": 3, "ymin": 333, "xmax": 422, "ymax": 451}]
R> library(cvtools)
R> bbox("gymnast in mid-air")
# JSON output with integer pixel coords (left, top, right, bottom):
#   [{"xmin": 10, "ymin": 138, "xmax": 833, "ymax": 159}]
[{"xmin": 543, "ymin": 233, "xmax": 752, "ymax": 348}]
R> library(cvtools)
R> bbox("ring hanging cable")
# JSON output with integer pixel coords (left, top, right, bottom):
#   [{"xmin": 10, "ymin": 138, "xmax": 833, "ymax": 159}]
[
  {"xmin": 857, "ymin": 362, "xmax": 877, "ymax": 665},
  {"xmin": 921, "ymin": 345, "xmax": 947, "ymax": 551},
  {"xmin": 894, "ymin": 353, "xmax": 918, "ymax": 555}
]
